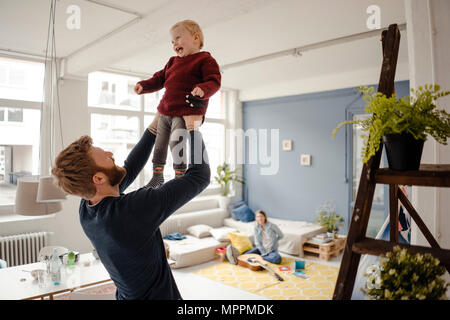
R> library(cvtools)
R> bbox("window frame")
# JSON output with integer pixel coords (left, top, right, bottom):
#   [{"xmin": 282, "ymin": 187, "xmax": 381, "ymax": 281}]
[{"xmin": 0, "ymin": 56, "xmax": 46, "ymax": 214}]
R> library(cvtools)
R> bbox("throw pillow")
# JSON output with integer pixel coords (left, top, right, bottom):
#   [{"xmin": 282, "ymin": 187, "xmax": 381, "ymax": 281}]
[
  {"xmin": 228, "ymin": 199, "xmax": 246, "ymax": 221},
  {"xmin": 228, "ymin": 199, "xmax": 245, "ymax": 210},
  {"xmin": 186, "ymin": 224, "xmax": 212, "ymax": 238},
  {"xmin": 225, "ymin": 244, "xmax": 240, "ymax": 265},
  {"xmin": 210, "ymin": 227, "xmax": 237, "ymax": 241},
  {"xmin": 231, "ymin": 203, "xmax": 255, "ymax": 222},
  {"xmin": 228, "ymin": 232, "xmax": 253, "ymax": 254}
]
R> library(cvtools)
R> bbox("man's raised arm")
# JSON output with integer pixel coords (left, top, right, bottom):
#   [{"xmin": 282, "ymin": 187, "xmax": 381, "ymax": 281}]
[
  {"xmin": 154, "ymin": 115, "xmax": 211, "ymax": 215},
  {"xmin": 119, "ymin": 113, "xmax": 160, "ymax": 192},
  {"xmin": 129, "ymin": 115, "xmax": 210, "ymax": 231}
]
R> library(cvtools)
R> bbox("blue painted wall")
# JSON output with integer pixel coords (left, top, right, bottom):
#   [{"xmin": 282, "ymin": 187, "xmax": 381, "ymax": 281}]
[{"xmin": 242, "ymin": 80, "xmax": 410, "ymax": 232}]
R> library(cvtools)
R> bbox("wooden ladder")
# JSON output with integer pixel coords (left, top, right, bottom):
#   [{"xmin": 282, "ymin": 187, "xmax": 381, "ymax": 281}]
[{"xmin": 332, "ymin": 23, "xmax": 450, "ymax": 300}]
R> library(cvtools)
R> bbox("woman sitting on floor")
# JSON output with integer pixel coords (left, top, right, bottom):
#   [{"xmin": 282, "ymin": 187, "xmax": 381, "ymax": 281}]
[{"xmin": 244, "ymin": 210, "xmax": 284, "ymax": 264}]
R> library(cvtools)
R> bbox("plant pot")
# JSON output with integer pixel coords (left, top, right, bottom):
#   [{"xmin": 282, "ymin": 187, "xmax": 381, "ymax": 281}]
[
  {"xmin": 327, "ymin": 231, "xmax": 335, "ymax": 239},
  {"xmin": 383, "ymin": 133, "xmax": 425, "ymax": 171},
  {"xmin": 218, "ymin": 196, "xmax": 230, "ymax": 209}
]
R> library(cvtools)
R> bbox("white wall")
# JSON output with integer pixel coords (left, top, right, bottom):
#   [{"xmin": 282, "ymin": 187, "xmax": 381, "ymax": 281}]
[
  {"xmin": 405, "ymin": 0, "xmax": 450, "ymax": 248},
  {"xmin": 239, "ymin": 63, "xmax": 410, "ymax": 102},
  {"xmin": 49, "ymin": 76, "xmax": 93, "ymax": 253},
  {"xmin": 224, "ymin": 89, "xmax": 244, "ymax": 202},
  {"xmin": 405, "ymin": 0, "xmax": 450, "ymax": 296}
]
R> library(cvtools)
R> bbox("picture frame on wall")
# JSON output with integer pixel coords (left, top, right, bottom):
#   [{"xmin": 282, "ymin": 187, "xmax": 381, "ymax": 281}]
[{"xmin": 282, "ymin": 139, "xmax": 292, "ymax": 151}]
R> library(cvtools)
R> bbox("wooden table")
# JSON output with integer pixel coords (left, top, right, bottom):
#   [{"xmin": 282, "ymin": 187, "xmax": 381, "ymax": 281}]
[
  {"xmin": 303, "ymin": 235, "xmax": 346, "ymax": 261},
  {"xmin": 0, "ymin": 253, "xmax": 111, "ymax": 300}
]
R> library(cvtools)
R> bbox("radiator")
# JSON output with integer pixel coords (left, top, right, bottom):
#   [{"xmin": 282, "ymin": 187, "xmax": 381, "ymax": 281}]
[{"xmin": 0, "ymin": 232, "xmax": 50, "ymax": 267}]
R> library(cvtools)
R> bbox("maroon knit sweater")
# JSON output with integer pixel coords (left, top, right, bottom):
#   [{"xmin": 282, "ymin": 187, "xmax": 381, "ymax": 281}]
[{"xmin": 137, "ymin": 51, "xmax": 221, "ymax": 117}]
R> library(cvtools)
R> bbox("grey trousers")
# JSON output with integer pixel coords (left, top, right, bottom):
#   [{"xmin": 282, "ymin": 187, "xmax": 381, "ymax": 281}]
[{"xmin": 152, "ymin": 114, "xmax": 187, "ymax": 171}]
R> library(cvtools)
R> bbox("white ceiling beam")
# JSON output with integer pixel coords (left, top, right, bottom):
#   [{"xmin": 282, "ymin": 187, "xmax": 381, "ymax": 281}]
[
  {"xmin": 222, "ymin": 23, "xmax": 407, "ymax": 71},
  {"xmin": 63, "ymin": 0, "xmax": 271, "ymax": 77},
  {"xmin": 81, "ymin": 0, "xmax": 141, "ymax": 17}
]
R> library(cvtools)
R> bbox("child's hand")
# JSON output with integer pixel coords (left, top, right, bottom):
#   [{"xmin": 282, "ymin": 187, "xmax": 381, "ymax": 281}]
[
  {"xmin": 191, "ymin": 87, "xmax": 204, "ymax": 98},
  {"xmin": 134, "ymin": 83, "xmax": 143, "ymax": 94}
]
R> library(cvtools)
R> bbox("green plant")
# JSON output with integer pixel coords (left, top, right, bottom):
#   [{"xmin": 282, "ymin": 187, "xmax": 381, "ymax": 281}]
[
  {"xmin": 314, "ymin": 201, "xmax": 344, "ymax": 233},
  {"xmin": 332, "ymin": 85, "xmax": 450, "ymax": 163},
  {"xmin": 214, "ymin": 163, "xmax": 244, "ymax": 196},
  {"xmin": 363, "ymin": 246, "xmax": 449, "ymax": 300}
]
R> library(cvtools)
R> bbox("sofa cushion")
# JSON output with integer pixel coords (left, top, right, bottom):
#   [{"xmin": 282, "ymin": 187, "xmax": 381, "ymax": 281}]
[
  {"xmin": 228, "ymin": 199, "xmax": 246, "ymax": 220},
  {"xmin": 209, "ymin": 226, "xmax": 237, "ymax": 241},
  {"xmin": 231, "ymin": 204, "xmax": 255, "ymax": 222},
  {"xmin": 228, "ymin": 232, "xmax": 253, "ymax": 254},
  {"xmin": 187, "ymin": 224, "xmax": 212, "ymax": 238}
]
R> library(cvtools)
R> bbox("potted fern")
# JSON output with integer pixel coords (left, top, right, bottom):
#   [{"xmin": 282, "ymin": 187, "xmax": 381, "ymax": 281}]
[
  {"xmin": 214, "ymin": 163, "xmax": 244, "ymax": 208},
  {"xmin": 332, "ymin": 85, "xmax": 450, "ymax": 170}
]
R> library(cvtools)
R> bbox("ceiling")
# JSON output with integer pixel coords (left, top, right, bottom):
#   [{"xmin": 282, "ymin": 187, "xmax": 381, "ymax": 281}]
[{"xmin": 0, "ymin": 0, "xmax": 409, "ymax": 101}]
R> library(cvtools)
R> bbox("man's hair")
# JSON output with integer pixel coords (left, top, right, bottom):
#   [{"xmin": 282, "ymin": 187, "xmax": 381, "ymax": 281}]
[
  {"xmin": 171, "ymin": 20, "xmax": 204, "ymax": 49},
  {"xmin": 51, "ymin": 135, "xmax": 98, "ymax": 199}
]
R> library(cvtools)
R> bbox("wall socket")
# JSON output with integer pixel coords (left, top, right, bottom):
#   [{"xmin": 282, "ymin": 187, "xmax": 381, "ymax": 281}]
[{"xmin": 300, "ymin": 154, "xmax": 311, "ymax": 166}]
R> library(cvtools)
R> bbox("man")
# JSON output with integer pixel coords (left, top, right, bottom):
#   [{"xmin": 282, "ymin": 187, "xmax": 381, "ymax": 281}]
[{"xmin": 52, "ymin": 113, "xmax": 210, "ymax": 300}]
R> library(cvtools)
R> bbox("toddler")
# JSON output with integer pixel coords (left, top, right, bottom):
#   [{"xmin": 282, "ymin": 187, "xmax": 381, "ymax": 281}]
[{"xmin": 135, "ymin": 20, "xmax": 221, "ymax": 188}]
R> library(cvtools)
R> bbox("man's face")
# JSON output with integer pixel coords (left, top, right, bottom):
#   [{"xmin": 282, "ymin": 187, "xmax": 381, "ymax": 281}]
[{"xmin": 90, "ymin": 146, "xmax": 126, "ymax": 186}]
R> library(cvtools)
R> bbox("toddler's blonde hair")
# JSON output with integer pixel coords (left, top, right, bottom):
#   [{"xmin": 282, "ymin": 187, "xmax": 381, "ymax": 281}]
[{"xmin": 171, "ymin": 20, "xmax": 204, "ymax": 49}]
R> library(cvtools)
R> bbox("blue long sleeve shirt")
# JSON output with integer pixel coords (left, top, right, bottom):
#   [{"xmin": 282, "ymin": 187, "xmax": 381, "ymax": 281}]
[
  {"xmin": 79, "ymin": 129, "xmax": 210, "ymax": 300},
  {"xmin": 253, "ymin": 222, "xmax": 284, "ymax": 256}
]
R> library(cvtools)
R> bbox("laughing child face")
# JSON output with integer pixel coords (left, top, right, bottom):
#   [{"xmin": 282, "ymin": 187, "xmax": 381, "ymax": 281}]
[{"xmin": 170, "ymin": 24, "xmax": 201, "ymax": 57}]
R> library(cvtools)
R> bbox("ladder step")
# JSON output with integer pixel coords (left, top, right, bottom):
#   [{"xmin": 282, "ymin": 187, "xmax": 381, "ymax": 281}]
[
  {"xmin": 374, "ymin": 164, "xmax": 450, "ymax": 187},
  {"xmin": 352, "ymin": 238, "xmax": 450, "ymax": 269}
]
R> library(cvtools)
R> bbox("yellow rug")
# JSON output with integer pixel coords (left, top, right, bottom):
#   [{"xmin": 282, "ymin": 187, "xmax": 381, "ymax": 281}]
[{"xmin": 194, "ymin": 257, "xmax": 339, "ymax": 300}]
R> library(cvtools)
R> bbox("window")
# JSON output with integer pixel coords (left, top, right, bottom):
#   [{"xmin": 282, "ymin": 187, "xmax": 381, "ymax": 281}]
[
  {"xmin": 0, "ymin": 57, "xmax": 45, "ymax": 102},
  {"xmin": 0, "ymin": 57, "xmax": 44, "ymax": 207},
  {"xmin": 88, "ymin": 71, "xmax": 225, "ymax": 192},
  {"xmin": 0, "ymin": 107, "xmax": 24, "ymax": 122},
  {"xmin": 351, "ymin": 113, "xmax": 388, "ymax": 238},
  {"xmin": 144, "ymin": 88, "xmax": 165, "ymax": 113},
  {"xmin": 90, "ymin": 113, "xmax": 140, "ymax": 191},
  {"xmin": 88, "ymin": 72, "xmax": 140, "ymax": 111}
]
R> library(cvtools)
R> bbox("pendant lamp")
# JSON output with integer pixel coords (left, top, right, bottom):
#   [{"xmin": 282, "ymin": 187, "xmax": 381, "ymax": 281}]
[
  {"xmin": 14, "ymin": 176, "xmax": 62, "ymax": 215},
  {"xmin": 15, "ymin": 0, "xmax": 66, "ymax": 216}
]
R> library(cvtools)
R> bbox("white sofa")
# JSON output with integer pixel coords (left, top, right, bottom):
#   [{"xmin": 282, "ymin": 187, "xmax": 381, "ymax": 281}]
[
  {"xmin": 161, "ymin": 207, "xmax": 230, "ymax": 268},
  {"xmin": 160, "ymin": 197, "xmax": 325, "ymax": 268}
]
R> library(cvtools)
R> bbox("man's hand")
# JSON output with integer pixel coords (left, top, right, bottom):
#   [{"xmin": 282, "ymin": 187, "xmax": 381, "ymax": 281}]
[
  {"xmin": 134, "ymin": 83, "xmax": 143, "ymax": 94},
  {"xmin": 191, "ymin": 87, "xmax": 204, "ymax": 98},
  {"xmin": 183, "ymin": 115, "xmax": 203, "ymax": 131},
  {"xmin": 148, "ymin": 112, "xmax": 160, "ymax": 135},
  {"xmin": 185, "ymin": 94, "xmax": 207, "ymax": 108}
]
